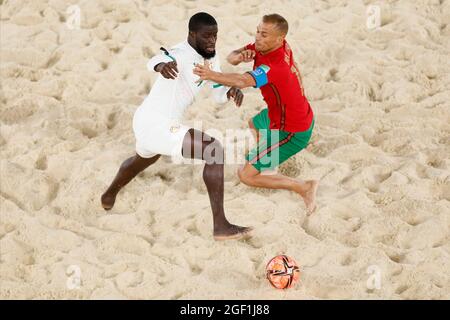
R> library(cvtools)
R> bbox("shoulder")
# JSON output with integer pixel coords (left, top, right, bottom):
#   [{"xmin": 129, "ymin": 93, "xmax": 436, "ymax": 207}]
[
  {"xmin": 168, "ymin": 42, "xmax": 190, "ymax": 57},
  {"xmin": 162, "ymin": 46, "xmax": 188, "ymax": 65},
  {"xmin": 284, "ymin": 41, "xmax": 293, "ymax": 54},
  {"xmin": 169, "ymin": 47, "xmax": 185, "ymax": 57},
  {"xmin": 171, "ymin": 41, "xmax": 187, "ymax": 50}
]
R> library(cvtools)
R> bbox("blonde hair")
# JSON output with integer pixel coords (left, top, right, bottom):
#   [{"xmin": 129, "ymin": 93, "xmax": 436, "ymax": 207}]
[{"xmin": 262, "ymin": 14, "xmax": 289, "ymax": 35}]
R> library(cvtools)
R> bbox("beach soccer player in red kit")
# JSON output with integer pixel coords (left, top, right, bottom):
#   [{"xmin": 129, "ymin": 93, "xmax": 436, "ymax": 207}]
[{"xmin": 194, "ymin": 14, "xmax": 319, "ymax": 215}]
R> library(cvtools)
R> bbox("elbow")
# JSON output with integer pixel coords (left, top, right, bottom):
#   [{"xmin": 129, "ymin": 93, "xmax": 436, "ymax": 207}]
[
  {"xmin": 226, "ymin": 57, "xmax": 238, "ymax": 66},
  {"xmin": 227, "ymin": 54, "xmax": 241, "ymax": 66}
]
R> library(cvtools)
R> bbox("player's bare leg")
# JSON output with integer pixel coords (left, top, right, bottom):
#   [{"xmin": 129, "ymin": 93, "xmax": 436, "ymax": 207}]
[
  {"xmin": 101, "ymin": 154, "xmax": 161, "ymax": 210},
  {"xmin": 182, "ymin": 128, "xmax": 253, "ymax": 240},
  {"xmin": 238, "ymin": 162, "xmax": 319, "ymax": 215}
]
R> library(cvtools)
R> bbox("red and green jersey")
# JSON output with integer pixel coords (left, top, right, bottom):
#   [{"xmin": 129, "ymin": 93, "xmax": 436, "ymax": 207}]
[{"xmin": 245, "ymin": 41, "xmax": 313, "ymax": 132}]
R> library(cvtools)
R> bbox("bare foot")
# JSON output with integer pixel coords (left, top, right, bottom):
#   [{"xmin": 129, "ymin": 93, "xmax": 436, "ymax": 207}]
[
  {"xmin": 294, "ymin": 180, "xmax": 319, "ymax": 216},
  {"xmin": 101, "ymin": 191, "xmax": 117, "ymax": 210},
  {"xmin": 296, "ymin": 180, "xmax": 319, "ymax": 215},
  {"xmin": 214, "ymin": 224, "xmax": 254, "ymax": 241}
]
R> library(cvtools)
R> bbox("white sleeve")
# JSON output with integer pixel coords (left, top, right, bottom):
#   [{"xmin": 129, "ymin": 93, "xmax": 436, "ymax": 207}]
[
  {"xmin": 146, "ymin": 48, "xmax": 179, "ymax": 72},
  {"xmin": 210, "ymin": 59, "xmax": 230, "ymax": 104}
]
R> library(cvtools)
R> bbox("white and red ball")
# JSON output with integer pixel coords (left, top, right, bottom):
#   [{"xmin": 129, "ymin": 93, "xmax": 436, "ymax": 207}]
[{"xmin": 266, "ymin": 255, "xmax": 300, "ymax": 289}]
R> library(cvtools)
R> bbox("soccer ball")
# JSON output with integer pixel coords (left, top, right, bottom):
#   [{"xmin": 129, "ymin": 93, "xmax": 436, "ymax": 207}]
[{"xmin": 266, "ymin": 255, "xmax": 300, "ymax": 289}]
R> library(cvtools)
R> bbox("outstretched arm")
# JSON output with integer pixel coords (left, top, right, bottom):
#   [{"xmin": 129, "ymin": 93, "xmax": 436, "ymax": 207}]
[{"xmin": 194, "ymin": 62, "xmax": 256, "ymax": 89}]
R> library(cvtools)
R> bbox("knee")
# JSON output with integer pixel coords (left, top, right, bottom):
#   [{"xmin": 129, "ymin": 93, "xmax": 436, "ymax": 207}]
[
  {"xmin": 203, "ymin": 137, "xmax": 224, "ymax": 164},
  {"xmin": 209, "ymin": 137, "xmax": 223, "ymax": 151},
  {"xmin": 121, "ymin": 156, "xmax": 136, "ymax": 171},
  {"xmin": 237, "ymin": 167, "xmax": 253, "ymax": 186}
]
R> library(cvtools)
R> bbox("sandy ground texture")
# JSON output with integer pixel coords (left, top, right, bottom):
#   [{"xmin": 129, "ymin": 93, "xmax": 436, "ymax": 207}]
[{"xmin": 1, "ymin": 0, "xmax": 449, "ymax": 299}]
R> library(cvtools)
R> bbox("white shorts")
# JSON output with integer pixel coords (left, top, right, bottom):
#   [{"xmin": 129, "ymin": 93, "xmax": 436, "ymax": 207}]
[{"xmin": 132, "ymin": 107, "xmax": 190, "ymax": 158}]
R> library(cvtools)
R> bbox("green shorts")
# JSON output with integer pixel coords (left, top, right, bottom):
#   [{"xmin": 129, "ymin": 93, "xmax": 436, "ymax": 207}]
[{"xmin": 245, "ymin": 109, "xmax": 315, "ymax": 172}]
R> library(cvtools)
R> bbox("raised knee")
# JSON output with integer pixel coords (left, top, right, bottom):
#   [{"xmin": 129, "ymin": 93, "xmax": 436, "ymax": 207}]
[
  {"xmin": 210, "ymin": 137, "xmax": 223, "ymax": 152},
  {"xmin": 238, "ymin": 167, "xmax": 252, "ymax": 185}
]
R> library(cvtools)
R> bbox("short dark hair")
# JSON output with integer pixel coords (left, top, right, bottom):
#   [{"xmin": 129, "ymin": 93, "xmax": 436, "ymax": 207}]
[
  {"xmin": 188, "ymin": 12, "xmax": 217, "ymax": 32},
  {"xmin": 263, "ymin": 14, "xmax": 289, "ymax": 35}
]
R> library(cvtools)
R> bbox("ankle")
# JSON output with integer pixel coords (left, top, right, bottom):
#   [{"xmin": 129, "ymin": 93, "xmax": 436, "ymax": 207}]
[
  {"xmin": 106, "ymin": 185, "xmax": 121, "ymax": 196},
  {"xmin": 213, "ymin": 218, "xmax": 230, "ymax": 230},
  {"xmin": 293, "ymin": 181, "xmax": 309, "ymax": 195}
]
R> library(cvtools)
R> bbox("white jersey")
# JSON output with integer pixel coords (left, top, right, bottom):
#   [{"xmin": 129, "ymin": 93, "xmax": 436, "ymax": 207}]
[
  {"xmin": 139, "ymin": 40, "xmax": 229, "ymax": 120},
  {"xmin": 132, "ymin": 41, "xmax": 230, "ymax": 159}
]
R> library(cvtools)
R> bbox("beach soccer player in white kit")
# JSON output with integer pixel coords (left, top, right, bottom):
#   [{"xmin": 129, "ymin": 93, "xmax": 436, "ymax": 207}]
[{"xmin": 101, "ymin": 12, "xmax": 253, "ymax": 241}]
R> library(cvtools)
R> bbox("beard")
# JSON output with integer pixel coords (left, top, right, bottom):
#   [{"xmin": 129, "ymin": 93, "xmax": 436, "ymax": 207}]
[{"xmin": 195, "ymin": 44, "xmax": 216, "ymax": 59}]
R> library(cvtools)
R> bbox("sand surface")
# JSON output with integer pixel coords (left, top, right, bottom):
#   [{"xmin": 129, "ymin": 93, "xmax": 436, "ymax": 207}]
[{"xmin": 1, "ymin": 0, "xmax": 449, "ymax": 299}]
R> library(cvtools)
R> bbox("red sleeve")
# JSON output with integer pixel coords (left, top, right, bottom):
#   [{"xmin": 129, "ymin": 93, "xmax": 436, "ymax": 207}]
[{"xmin": 244, "ymin": 43, "xmax": 256, "ymax": 50}]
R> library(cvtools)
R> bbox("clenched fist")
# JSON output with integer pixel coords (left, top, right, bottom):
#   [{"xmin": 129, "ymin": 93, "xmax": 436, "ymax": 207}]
[{"xmin": 240, "ymin": 50, "xmax": 256, "ymax": 62}]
